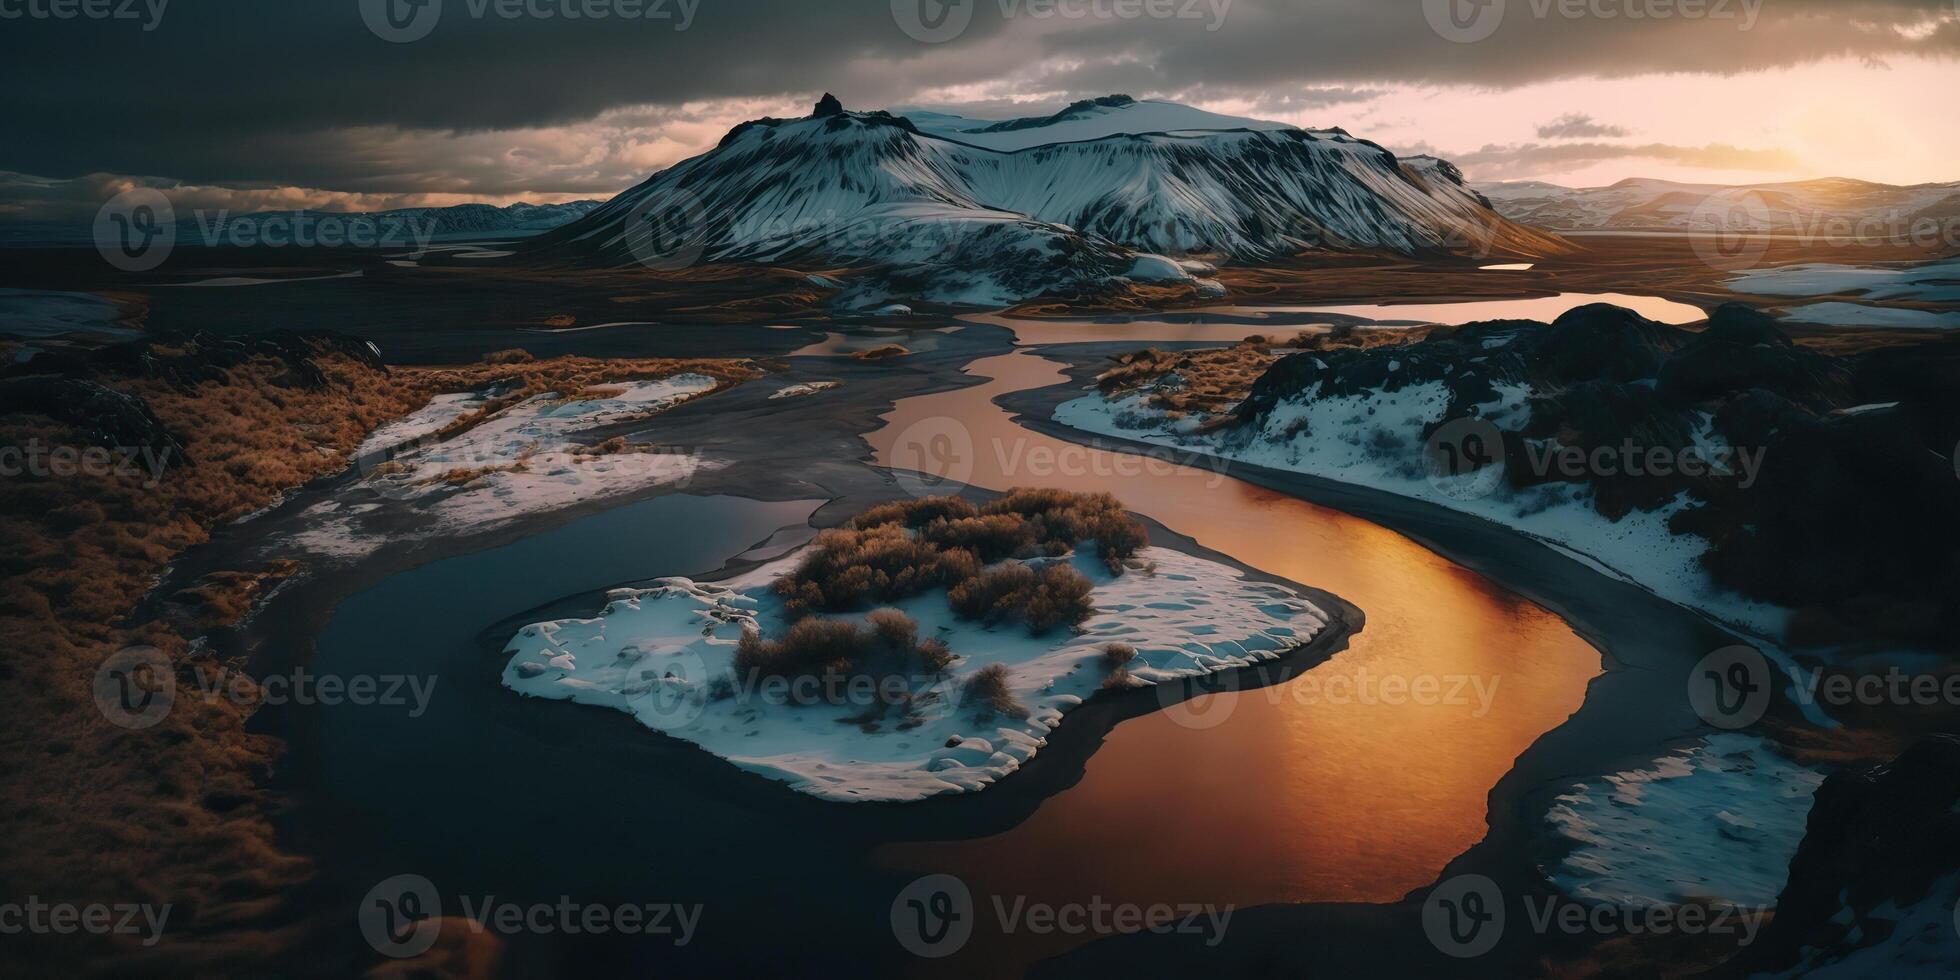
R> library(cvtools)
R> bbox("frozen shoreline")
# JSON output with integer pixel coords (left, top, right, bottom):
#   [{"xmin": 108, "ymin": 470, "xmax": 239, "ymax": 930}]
[
  {"xmin": 1054, "ymin": 386, "xmax": 1793, "ymax": 643},
  {"xmin": 501, "ymin": 542, "xmax": 1332, "ymax": 802},
  {"xmin": 290, "ymin": 374, "xmax": 724, "ymax": 561}
]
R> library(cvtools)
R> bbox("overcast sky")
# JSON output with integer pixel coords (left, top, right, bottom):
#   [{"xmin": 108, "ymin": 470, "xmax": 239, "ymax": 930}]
[{"xmin": 1, "ymin": 0, "xmax": 1955, "ymax": 219}]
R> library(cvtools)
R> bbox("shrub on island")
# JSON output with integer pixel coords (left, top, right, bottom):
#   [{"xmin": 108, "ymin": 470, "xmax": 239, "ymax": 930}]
[
  {"xmin": 732, "ymin": 608, "xmax": 953, "ymax": 691},
  {"xmin": 962, "ymin": 663, "xmax": 1028, "ymax": 721},
  {"xmin": 745, "ymin": 490, "xmax": 1149, "ymax": 699}
]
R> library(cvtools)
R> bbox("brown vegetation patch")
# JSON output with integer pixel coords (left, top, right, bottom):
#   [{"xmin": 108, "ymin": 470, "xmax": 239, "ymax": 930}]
[
  {"xmin": 0, "ymin": 333, "xmax": 762, "ymax": 974},
  {"xmin": 962, "ymin": 663, "xmax": 1028, "ymax": 721},
  {"xmin": 164, "ymin": 560, "xmax": 302, "ymax": 632},
  {"xmin": 851, "ymin": 344, "xmax": 912, "ymax": 361},
  {"xmin": 749, "ymin": 491, "xmax": 1148, "ymax": 692},
  {"xmin": 732, "ymin": 609, "xmax": 953, "ymax": 705}
]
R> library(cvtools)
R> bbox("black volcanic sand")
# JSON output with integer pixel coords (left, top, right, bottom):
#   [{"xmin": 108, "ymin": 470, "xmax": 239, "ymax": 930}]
[{"xmin": 999, "ymin": 346, "xmax": 1808, "ymax": 979}]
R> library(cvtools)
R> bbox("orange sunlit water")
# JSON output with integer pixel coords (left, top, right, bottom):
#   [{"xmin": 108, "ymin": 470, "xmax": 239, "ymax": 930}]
[
  {"xmin": 866, "ymin": 349, "xmax": 1600, "ymax": 975},
  {"xmin": 965, "ymin": 292, "xmax": 1706, "ymax": 345}
]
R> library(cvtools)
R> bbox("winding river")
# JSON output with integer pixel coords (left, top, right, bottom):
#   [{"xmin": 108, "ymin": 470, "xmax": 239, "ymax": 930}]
[
  {"xmin": 268, "ymin": 310, "xmax": 1617, "ymax": 977},
  {"xmin": 867, "ymin": 347, "xmax": 1601, "ymax": 975}
]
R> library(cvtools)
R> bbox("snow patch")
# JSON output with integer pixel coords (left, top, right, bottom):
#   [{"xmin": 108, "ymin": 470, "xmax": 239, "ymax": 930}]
[
  {"xmin": 1544, "ymin": 734, "xmax": 1822, "ymax": 908},
  {"xmin": 1055, "ymin": 383, "xmax": 1792, "ymax": 639}
]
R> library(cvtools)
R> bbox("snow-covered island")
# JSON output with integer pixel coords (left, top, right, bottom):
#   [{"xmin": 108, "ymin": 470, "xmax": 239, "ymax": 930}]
[{"xmin": 500, "ymin": 491, "xmax": 1334, "ymax": 802}]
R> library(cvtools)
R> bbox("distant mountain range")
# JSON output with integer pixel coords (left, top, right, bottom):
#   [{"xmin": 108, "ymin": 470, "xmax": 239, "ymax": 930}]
[
  {"xmin": 0, "ymin": 200, "xmax": 601, "ymax": 247},
  {"xmin": 203, "ymin": 200, "xmax": 604, "ymax": 239},
  {"xmin": 526, "ymin": 94, "xmax": 1566, "ymax": 307},
  {"xmin": 1476, "ymin": 177, "xmax": 1960, "ymax": 237}
]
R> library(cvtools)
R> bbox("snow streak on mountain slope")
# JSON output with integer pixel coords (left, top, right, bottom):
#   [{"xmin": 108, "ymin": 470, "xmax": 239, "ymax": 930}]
[
  {"xmin": 1476, "ymin": 177, "xmax": 1960, "ymax": 235},
  {"xmin": 531, "ymin": 97, "xmax": 1565, "ymax": 306},
  {"xmin": 905, "ymin": 94, "xmax": 1295, "ymax": 151}
]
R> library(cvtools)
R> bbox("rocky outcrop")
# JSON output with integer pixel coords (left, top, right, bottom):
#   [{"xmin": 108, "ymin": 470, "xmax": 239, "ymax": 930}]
[
  {"xmin": 1722, "ymin": 735, "xmax": 1960, "ymax": 976},
  {"xmin": 0, "ymin": 376, "xmax": 187, "ymax": 469},
  {"xmin": 2, "ymin": 329, "xmax": 389, "ymax": 471},
  {"xmin": 1231, "ymin": 303, "xmax": 1960, "ymax": 649}
]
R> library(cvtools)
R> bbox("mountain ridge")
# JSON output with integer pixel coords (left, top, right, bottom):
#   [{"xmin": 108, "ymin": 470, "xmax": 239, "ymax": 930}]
[{"xmin": 527, "ymin": 95, "xmax": 1566, "ymax": 307}]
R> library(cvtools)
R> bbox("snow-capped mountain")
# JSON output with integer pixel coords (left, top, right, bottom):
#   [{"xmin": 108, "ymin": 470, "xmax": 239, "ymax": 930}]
[
  {"xmin": 530, "ymin": 94, "xmax": 1566, "ymax": 306},
  {"xmin": 1477, "ymin": 176, "xmax": 1960, "ymax": 235},
  {"xmin": 903, "ymin": 94, "xmax": 1295, "ymax": 151}
]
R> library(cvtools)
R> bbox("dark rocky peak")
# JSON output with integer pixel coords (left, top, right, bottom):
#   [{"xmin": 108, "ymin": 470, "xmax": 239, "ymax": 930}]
[
  {"xmin": 1697, "ymin": 302, "xmax": 1792, "ymax": 348},
  {"xmin": 1521, "ymin": 303, "xmax": 1688, "ymax": 383},
  {"xmin": 1728, "ymin": 735, "xmax": 1960, "ymax": 976},
  {"xmin": 813, "ymin": 93, "xmax": 844, "ymax": 118}
]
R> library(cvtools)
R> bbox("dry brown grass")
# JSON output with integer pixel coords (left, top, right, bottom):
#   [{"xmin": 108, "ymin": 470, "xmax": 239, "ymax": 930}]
[
  {"xmin": 1095, "ymin": 343, "xmax": 1288, "ymax": 418},
  {"xmin": 851, "ymin": 344, "xmax": 911, "ymax": 361},
  {"xmin": 164, "ymin": 560, "xmax": 302, "ymax": 632},
  {"xmin": 0, "ymin": 339, "xmax": 762, "ymax": 975}
]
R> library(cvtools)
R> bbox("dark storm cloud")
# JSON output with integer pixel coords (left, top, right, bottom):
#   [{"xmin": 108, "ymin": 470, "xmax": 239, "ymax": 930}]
[
  {"xmin": 0, "ymin": 0, "xmax": 1952, "ymax": 195},
  {"xmin": 1536, "ymin": 114, "xmax": 1630, "ymax": 139},
  {"xmin": 1056, "ymin": 0, "xmax": 1957, "ymax": 91}
]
